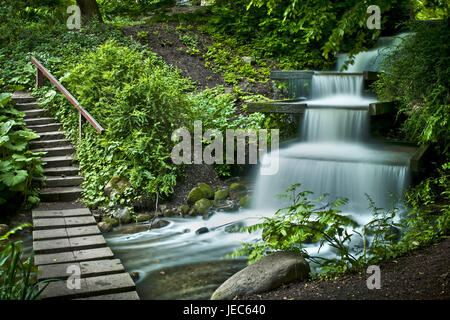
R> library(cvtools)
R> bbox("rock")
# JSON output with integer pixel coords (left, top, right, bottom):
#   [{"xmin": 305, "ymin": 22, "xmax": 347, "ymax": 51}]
[
  {"xmin": 163, "ymin": 208, "xmax": 177, "ymax": 217},
  {"xmin": 114, "ymin": 224, "xmax": 149, "ymax": 235},
  {"xmin": 211, "ymin": 251, "xmax": 310, "ymax": 300},
  {"xmin": 242, "ymin": 56, "xmax": 256, "ymax": 64},
  {"xmin": 0, "ymin": 224, "xmax": 9, "ymax": 237},
  {"xmin": 239, "ymin": 195, "xmax": 252, "ymax": 209},
  {"xmin": 188, "ymin": 208, "xmax": 197, "ymax": 216},
  {"xmin": 98, "ymin": 221, "xmax": 112, "ymax": 233},
  {"xmin": 193, "ymin": 198, "xmax": 213, "ymax": 215},
  {"xmin": 195, "ymin": 227, "xmax": 209, "ymax": 235},
  {"xmin": 230, "ymin": 183, "xmax": 247, "ymax": 192},
  {"xmin": 102, "ymin": 217, "xmax": 118, "ymax": 227},
  {"xmin": 149, "ymin": 220, "xmax": 170, "ymax": 229},
  {"xmin": 104, "ymin": 175, "xmax": 130, "ymax": 197},
  {"xmin": 197, "ymin": 182, "xmax": 214, "ymax": 199},
  {"xmin": 112, "ymin": 207, "xmax": 133, "ymax": 224},
  {"xmin": 179, "ymin": 205, "xmax": 190, "ymax": 216},
  {"xmin": 214, "ymin": 188, "xmax": 229, "ymax": 201},
  {"xmin": 214, "ymin": 200, "xmax": 239, "ymax": 212},
  {"xmin": 136, "ymin": 213, "xmax": 152, "ymax": 222},
  {"xmin": 187, "ymin": 187, "xmax": 205, "ymax": 204},
  {"xmin": 224, "ymin": 222, "xmax": 245, "ymax": 233},
  {"xmin": 93, "ymin": 213, "xmax": 101, "ymax": 222}
]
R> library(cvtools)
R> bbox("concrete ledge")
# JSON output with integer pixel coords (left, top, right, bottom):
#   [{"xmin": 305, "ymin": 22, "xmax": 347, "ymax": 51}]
[{"xmin": 247, "ymin": 101, "xmax": 307, "ymax": 114}]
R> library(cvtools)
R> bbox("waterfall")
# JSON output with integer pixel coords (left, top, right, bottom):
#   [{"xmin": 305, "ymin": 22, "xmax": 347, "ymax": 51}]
[{"xmin": 252, "ymin": 72, "xmax": 412, "ymax": 220}]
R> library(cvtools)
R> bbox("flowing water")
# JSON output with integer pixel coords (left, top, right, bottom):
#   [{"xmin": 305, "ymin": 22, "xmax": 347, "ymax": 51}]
[{"xmin": 106, "ymin": 35, "xmax": 416, "ymax": 300}]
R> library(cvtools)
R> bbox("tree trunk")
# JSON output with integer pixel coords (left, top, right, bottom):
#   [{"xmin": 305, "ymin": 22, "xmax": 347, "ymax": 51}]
[{"xmin": 76, "ymin": 0, "xmax": 103, "ymax": 23}]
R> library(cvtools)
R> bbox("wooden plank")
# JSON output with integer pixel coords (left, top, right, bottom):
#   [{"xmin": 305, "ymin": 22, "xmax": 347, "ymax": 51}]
[
  {"xmin": 68, "ymin": 235, "xmax": 106, "ymax": 250},
  {"xmin": 247, "ymin": 101, "xmax": 307, "ymax": 114},
  {"xmin": 33, "ymin": 238, "xmax": 71, "ymax": 254},
  {"xmin": 32, "ymin": 208, "xmax": 91, "ymax": 219},
  {"xmin": 34, "ymin": 218, "xmax": 66, "ymax": 230},
  {"xmin": 271, "ymin": 70, "xmax": 314, "ymax": 80},
  {"xmin": 40, "ymin": 273, "xmax": 135, "ymax": 299},
  {"xmin": 38, "ymin": 259, "xmax": 125, "ymax": 281},
  {"xmin": 64, "ymin": 216, "xmax": 96, "ymax": 227},
  {"xmin": 35, "ymin": 247, "xmax": 114, "ymax": 266},
  {"xmin": 66, "ymin": 225, "xmax": 101, "ymax": 238},
  {"xmin": 76, "ymin": 291, "xmax": 140, "ymax": 300},
  {"xmin": 33, "ymin": 228, "xmax": 68, "ymax": 241}
]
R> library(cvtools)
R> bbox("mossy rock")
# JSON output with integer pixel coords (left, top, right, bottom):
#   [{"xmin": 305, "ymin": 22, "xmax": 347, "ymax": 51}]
[
  {"xmin": 163, "ymin": 208, "xmax": 177, "ymax": 217},
  {"xmin": 193, "ymin": 198, "xmax": 213, "ymax": 215},
  {"xmin": 187, "ymin": 187, "xmax": 205, "ymax": 204},
  {"xmin": 179, "ymin": 205, "xmax": 190, "ymax": 216},
  {"xmin": 239, "ymin": 195, "xmax": 252, "ymax": 209},
  {"xmin": 197, "ymin": 182, "xmax": 214, "ymax": 199},
  {"xmin": 136, "ymin": 213, "xmax": 152, "ymax": 222},
  {"xmin": 104, "ymin": 175, "xmax": 130, "ymax": 197},
  {"xmin": 102, "ymin": 217, "xmax": 119, "ymax": 227},
  {"xmin": 214, "ymin": 188, "xmax": 229, "ymax": 201},
  {"xmin": 230, "ymin": 183, "xmax": 247, "ymax": 192},
  {"xmin": 188, "ymin": 208, "xmax": 197, "ymax": 216}
]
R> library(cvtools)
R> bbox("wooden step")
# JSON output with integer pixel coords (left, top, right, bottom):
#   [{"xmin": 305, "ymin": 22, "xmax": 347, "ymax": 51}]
[
  {"xmin": 32, "ymin": 208, "xmax": 91, "ymax": 219},
  {"xmin": 23, "ymin": 109, "xmax": 49, "ymax": 118},
  {"xmin": 37, "ymin": 259, "xmax": 125, "ymax": 281},
  {"xmin": 30, "ymin": 139, "xmax": 71, "ymax": 149},
  {"xmin": 12, "ymin": 91, "xmax": 35, "ymax": 104},
  {"xmin": 15, "ymin": 102, "xmax": 41, "ymax": 111},
  {"xmin": 39, "ymin": 273, "xmax": 136, "ymax": 300},
  {"xmin": 36, "ymin": 131, "xmax": 65, "ymax": 141},
  {"xmin": 28, "ymin": 123, "xmax": 62, "ymax": 133},
  {"xmin": 76, "ymin": 291, "xmax": 140, "ymax": 300},
  {"xmin": 39, "ymin": 186, "xmax": 82, "ymax": 202},
  {"xmin": 32, "ymin": 145, "xmax": 75, "ymax": 157},
  {"xmin": 25, "ymin": 117, "xmax": 55, "ymax": 126},
  {"xmin": 34, "ymin": 247, "xmax": 115, "ymax": 266},
  {"xmin": 33, "ymin": 214, "xmax": 96, "ymax": 230},
  {"xmin": 43, "ymin": 166, "xmax": 79, "ymax": 177},
  {"xmin": 42, "ymin": 155, "xmax": 75, "ymax": 168},
  {"xmin": 37, "ymin": 175, "xmax": 83, "ymax": 188},
  {"xmin": 33, "ymin": 235, "xmax": 106, "ymax": 254},
  {"xmin": 33, "ymin": 225, "xmax": 101, "ymax": 241}
]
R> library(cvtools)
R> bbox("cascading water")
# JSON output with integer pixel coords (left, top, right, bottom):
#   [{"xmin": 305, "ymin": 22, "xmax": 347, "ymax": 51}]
[{"xmin": 105, "ymin": 34, "xmax": 416, "ymax": 300}]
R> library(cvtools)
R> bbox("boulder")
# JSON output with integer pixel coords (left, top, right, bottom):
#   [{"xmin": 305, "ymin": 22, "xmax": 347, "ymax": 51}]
[
  {"xmin": 179, "ymin": 205, "xmax": 190, "ymax": 216},
  {"xmin": 210, "ymin": 251, "xmax": 310, "ymax": 300},
  {"xmin": 102, "ymin": 217, "xmax": 119, "ymax": 227},
  {"xmin": 136, "ymin": 213, "xmax": 152, "ymax": 222},
  {"xmin": 197, "ymin": 182, "xmax": 214, "ymax": 199},
  {"xmin": 149, "ymin": 220, "xmax": 170, "ymax": 229},
  {"xmin": 239, "ymin": 195, "xmax": 252, "ymax": 209},
  {"xmin": 104, "ymin": 175, "xmax": 130, "ymax": 197},
  {"xmin": 230, "ymin": 183, "xmax": 247, "ymax": 193},
  {"xmin": 113, "ymin": 207, "xmax": 133, "ymax": 224},
  {"xmin": 214, "ymin": 188, "xmax": 229, "ymax": 201},
  {"xmin": 98, "ymin": 221, "xmax": 112, "ymax": 233},
  {"xmin": 193, "ymin": 198, "xmax": 213, "ymax": 215},
  {"xmin": 195, "ymin": 227, "xmax": 209, "ymax": 235},
  {"xmin": 0, "ymin": 224, "xmax": 9, "ymax": 237},
  {"xmin": 187, "ymin": 187, "xmax": 205, "ymax": 204},
  {"xmin": 163, "ymin": 208, "xmax": 178, "ymax": 217}
]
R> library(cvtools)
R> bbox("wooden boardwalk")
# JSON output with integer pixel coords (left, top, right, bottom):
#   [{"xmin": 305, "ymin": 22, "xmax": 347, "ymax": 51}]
[{"xmin": 12, "ymin": 91, "xmax": 139, "ymax": 300}]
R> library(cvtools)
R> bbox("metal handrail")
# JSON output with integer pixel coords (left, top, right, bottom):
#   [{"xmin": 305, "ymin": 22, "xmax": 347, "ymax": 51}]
[{"xmin": 31, "ymin": 56, "xmax": 104, "ymax": 136}]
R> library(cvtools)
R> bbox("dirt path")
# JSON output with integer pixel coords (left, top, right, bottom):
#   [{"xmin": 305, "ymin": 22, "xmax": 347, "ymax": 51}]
[{"xmin": 244, "ymin": 238, "xmax": 450, "ymax": 300}]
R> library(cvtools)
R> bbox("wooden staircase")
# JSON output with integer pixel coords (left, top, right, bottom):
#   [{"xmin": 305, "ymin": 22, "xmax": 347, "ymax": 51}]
[{"xmin": 13, "ymin": 91, "xmax": 83, "ymax": 202}]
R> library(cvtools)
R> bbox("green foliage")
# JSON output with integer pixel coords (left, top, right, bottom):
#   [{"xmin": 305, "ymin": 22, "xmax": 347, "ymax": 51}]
[
  {"xmin": 373, "ymin": 21, "xmax": 449, "ymax": 156},
  {"xmin": 39, "ymin": 42, "xmax": 196, "ymax": 207},
  {"xmin": 0, "ymin": 92, "xmax": 43, "ymax": 208},
  {"xmin": 232, "ymin": 183, "xmax": 449, "ymax": 276},
  {"xmin": 1, "ymin": 224, "xmax": 56, "ymax": 300}
]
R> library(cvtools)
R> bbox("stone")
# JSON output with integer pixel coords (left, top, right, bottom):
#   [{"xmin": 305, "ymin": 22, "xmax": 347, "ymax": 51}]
[
  {"xmin": 129, "ymin": 272, "xmax": 140, "ymax": 281},
  {"xmin": 113, "ymin": 207, "xmax": 133, "ymax": 224},
  {"xmin": 149, "ymin": 220, "xmax": 170, "ymax": 229},
  {"xmin": 136, "ymin": 213, "xmax": 152, "ymax": 222},
  {"xmin": 0, "ymin": 224, "xmax": 9, "ymax": 237},
  {"xmin": 187, "ymin": 187, "xmax": 205, "ymax": 205},
  {"xmin": 214, "ymin": 200, "xmax": 239, "ymax": 212},
  {"xmin": 104, "ymin": 175, "xmax": 130, "ymax": 197},
  {"xmin": 193, "ymin": 198, "xmax": 213, "ymax": 215},
  {"xmin": 211, "ymin": 251, "xmax": 310, "ymax": 300},
  {"xmin": 197, "ymin": 182, "xmax": 214, "ymax": 199},
  {"xmin": 195, "ymin": 227, "xmax": 209, "ymax": 235},
  {"xmin": 214, "ymin": 188, "xmax": 229, "ymax": 201},
  {"xmin": 179, "ymin": 205, "xmax": 190, "ymax": 216},
  {"xmin": 163, "ymin": 208, "xmax": 177, "ymax": 217},
  {"xmin": 239, "ymin": 195, "xmax": 252, "ymax": 209},
  {"xmin": 230, "ymin": 183, "xmax": 247, "ymax": 193},
  {"xmin": 93, "ymin": 213, "xmax": 101, "ymax": 222},
  {"xmin": 102, "ymin": 217, "xmax": 119, "ymax": 227},
  {"xmin": 98, "ymin": 222, "xmax": 112, "ymax": 233}
]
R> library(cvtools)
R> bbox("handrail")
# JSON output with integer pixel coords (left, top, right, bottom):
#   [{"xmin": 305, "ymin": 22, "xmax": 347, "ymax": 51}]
[{"xmin": 31, "ymin": 56, "xmax": 104, "ymax": 135}]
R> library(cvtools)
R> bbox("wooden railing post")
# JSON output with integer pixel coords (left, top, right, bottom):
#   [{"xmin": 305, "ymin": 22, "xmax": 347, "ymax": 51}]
[{"xmin": 36, "ymin": 69, "xmax": 43, "ymax": 88}]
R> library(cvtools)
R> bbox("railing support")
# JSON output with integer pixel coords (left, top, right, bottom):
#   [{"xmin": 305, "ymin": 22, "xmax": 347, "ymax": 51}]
[{"xmin": 36, "ymin": 69, "xmax": 43, "ymax": 88}]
